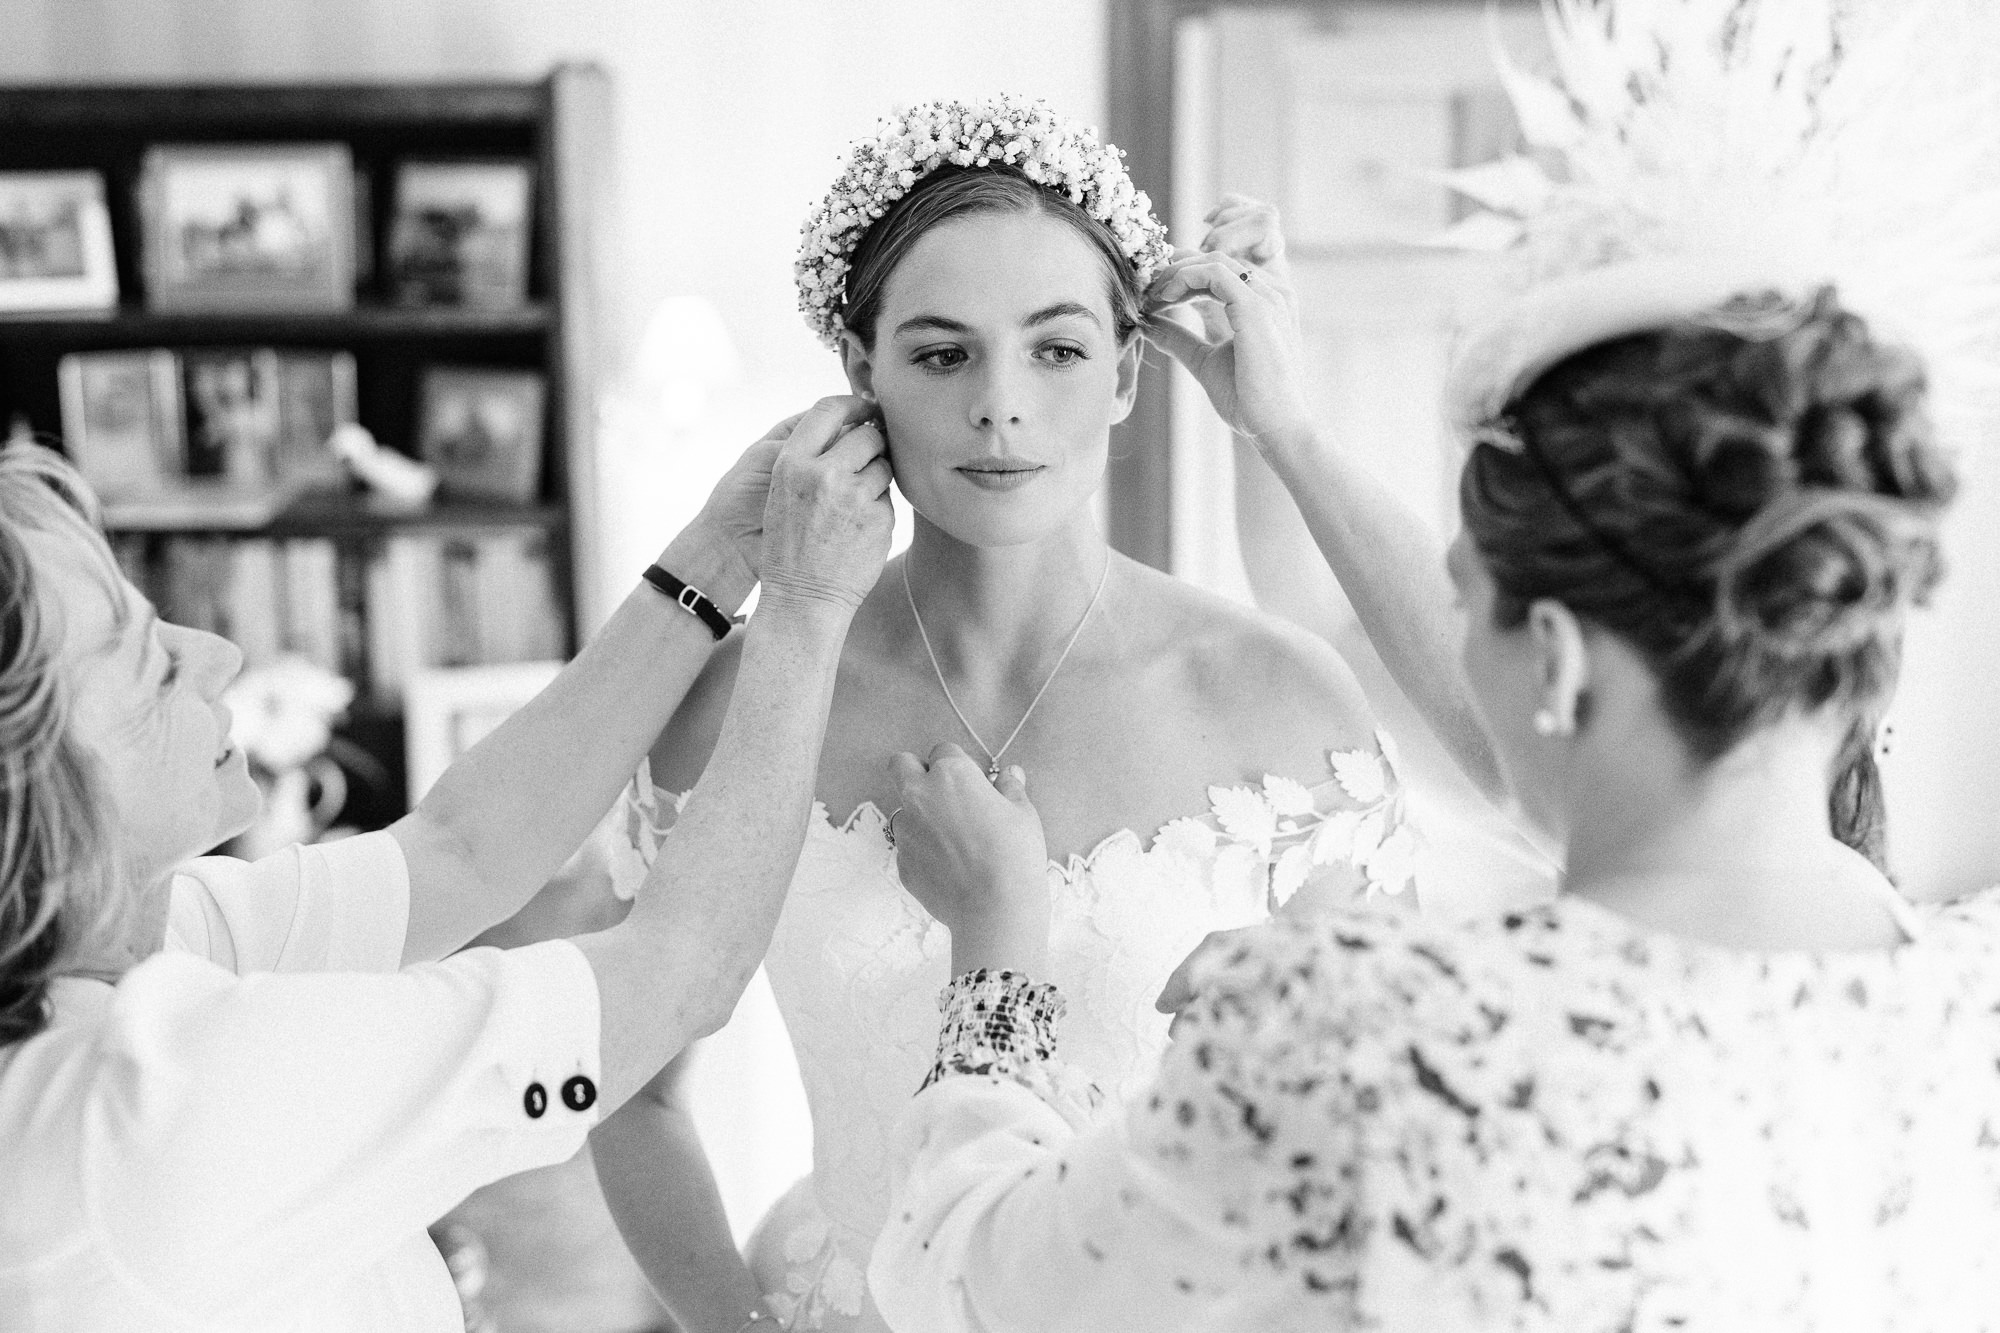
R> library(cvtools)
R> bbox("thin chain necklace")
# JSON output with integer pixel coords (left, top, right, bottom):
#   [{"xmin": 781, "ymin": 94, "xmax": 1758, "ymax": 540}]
[{"xmin": 902, "ymin": 552, "xmax": 1111, "ymax": 782}]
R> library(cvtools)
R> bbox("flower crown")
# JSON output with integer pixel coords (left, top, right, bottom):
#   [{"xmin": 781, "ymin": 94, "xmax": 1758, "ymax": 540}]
[{"xmin": 794, "ymin": 94, "xmax": 1172, "ymax": 348}]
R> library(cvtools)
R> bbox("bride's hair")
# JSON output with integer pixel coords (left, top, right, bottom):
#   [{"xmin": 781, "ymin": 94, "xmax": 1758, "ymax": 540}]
[
  {"xmin": 1460, "ymin": 287, "xmax": 1956, "ymax": 869},
  {"xmin": 839, "ymin": 165, "xmax": 1144, "ymax": 350}
]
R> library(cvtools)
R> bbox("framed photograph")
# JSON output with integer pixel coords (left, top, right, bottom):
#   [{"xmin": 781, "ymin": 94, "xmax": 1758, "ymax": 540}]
[
  {"xmin": 0, "ymin": 171, "xmax": 119, "ymax": 313},
  {"xmin": 416, "ymin": 366, "xmax": 546, "ymax": 503},
  {"xmin": 57, "ymin": 349, "xmax": 184, "ymax": 497},
  {"xmin": 141, "ymin": 143, "xmax": 355, "ymax": 312},
  {"xmin": 271, "ymin": 349, "xmax": 358, "ymax": 488},
  {"xmin": 389, "ymin": 160, "xmax": 532, "ymax": 308},
  {"xmin": 182, "ymin": 349, "xmax": 280, "ymax": 482},
  {"xmin": 404, "ymin": 660, "xmax": 561, "ymax": 802}
]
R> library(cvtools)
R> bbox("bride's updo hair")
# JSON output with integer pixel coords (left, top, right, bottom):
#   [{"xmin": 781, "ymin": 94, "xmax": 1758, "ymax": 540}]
[
  {"xmin": 1460, "ymin": 288, "xmax": 1956, "ymax": 867},
  {"xmin": 839, "ymin": 165, "xmax": 1145, "ymax": 350}
]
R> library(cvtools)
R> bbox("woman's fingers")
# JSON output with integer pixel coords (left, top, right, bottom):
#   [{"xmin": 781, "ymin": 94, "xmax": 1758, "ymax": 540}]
[
  {"xmin": 887, "ymin": 750, "xmax": 927, "ymax": 790},
  {"xmin": 757, "ymin": 409, "xmax": 812, "ymax": 444},
  {"xmin": 782, "ymin": 395, "xmax": 877, "ymax": 459},
  {"xmin": 858, "ymin": 456, "xmax": 894, "ymax": 498},
  {"xmin": 1140, "ymin": 311, "xmax": 1215, "ymax": 369}
]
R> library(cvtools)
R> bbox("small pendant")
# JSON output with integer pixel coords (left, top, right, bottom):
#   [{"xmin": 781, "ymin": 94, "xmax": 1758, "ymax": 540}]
[{"xmin": 988, "ymin": 762, "xmax": 1002, "ymax": 784}]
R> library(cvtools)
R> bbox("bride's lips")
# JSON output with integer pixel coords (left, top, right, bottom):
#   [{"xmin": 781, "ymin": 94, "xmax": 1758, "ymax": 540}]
[{"xmin": 956, "ymin": 463, "xmax": 1047, "ymax": 492}]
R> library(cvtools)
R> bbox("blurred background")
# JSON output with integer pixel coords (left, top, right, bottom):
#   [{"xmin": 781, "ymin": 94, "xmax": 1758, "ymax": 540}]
[{"xmin": 5, "ymin": 2, "xmax": 1996, "ymax": 1328}]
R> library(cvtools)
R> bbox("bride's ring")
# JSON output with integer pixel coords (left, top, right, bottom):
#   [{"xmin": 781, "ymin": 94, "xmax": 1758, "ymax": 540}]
[{"xmin": 1237, "ymin": 268, "xmax": 1253, "ymax": 282}]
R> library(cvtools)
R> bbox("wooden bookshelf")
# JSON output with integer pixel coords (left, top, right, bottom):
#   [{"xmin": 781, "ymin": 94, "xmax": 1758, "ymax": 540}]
[{"xmin": 0, "ymin": 67, "xmax": 613, "ymax": 831}]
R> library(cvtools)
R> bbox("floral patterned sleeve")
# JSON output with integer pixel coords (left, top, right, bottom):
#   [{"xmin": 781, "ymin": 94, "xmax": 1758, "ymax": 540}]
[{"xmin": 871, "ymin": 919, "xmax": 1408, "ymax": 1333}]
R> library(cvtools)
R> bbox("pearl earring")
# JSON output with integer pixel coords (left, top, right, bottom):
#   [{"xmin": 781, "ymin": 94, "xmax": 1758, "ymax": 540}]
[{"xmin": 1533, "ymin": 709, "xmax": 1561, "ymax": 737}]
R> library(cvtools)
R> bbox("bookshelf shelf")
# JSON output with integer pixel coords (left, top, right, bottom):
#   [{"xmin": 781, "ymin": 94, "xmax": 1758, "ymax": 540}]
[
  {"xmin": 1, "ymin": 68, "xmax": 613, "ymax": 835},
  {"xmin": 0, "ymin": 302, "xmax": 552, "ymax": 345},
  {"xmin": 104, "ymin": 493, "xmax": 568, "ymax": 538}
]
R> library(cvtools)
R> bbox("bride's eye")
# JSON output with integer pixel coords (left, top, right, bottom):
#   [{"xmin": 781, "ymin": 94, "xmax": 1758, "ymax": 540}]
[
  {"xmin": 1037, "ymin": 341, "xmax": 1087, "ymax": 367},
  {"xmin": 912, "ymin": 346, "xmax": 968, "ymax": 372}
]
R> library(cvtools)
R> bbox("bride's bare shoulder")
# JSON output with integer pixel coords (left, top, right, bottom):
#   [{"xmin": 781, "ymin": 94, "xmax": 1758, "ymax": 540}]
[{"xmin": 1123, "ymin": 562, "xmax": 1379, "ymax": 772}]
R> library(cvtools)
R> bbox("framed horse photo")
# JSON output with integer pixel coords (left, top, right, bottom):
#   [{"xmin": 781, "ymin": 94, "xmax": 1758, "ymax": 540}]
[
  {"xmin": 0, "ymin": 171, "xmax": 120, "ymax": 313},
  {"xmin": 140, "ymin": 143, "xmax": 356, "ymax": 312}
]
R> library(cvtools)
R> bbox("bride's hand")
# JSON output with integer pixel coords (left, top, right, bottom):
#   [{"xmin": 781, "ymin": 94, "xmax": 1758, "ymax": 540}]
[
  {"xmin": 1143, "ymin": 194, "xmax": 1316, "ymax": 461},
  {"xmin": 887, "ymin": 744, "xmax": 1051, "ymax": 978}
]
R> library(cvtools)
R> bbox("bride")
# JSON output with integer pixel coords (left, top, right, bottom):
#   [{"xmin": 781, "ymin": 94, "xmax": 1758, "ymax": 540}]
[{"xmin": 589, "ymin": 97, "xmax": 1432, "ymax": 1333}]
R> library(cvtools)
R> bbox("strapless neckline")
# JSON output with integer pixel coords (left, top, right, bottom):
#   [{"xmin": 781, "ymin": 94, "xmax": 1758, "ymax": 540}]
[{"xmin": 803, "ymin": 797, "xmax": 1240, "ymax": 886}]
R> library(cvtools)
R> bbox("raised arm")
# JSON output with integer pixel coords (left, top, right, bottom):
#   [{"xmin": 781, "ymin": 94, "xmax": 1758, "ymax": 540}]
[
  {"xmin": 869, "ymin": 747, "xmax": 1256, "ymax": 1331},
  {"xmin": 569, "ymin": 398, "xmax": 892, "ymax": 1111},
  {"xmin": 388, "ymin": 405, "xmax": 845, "ymax": 965},
  {"xmin": 1146, "ymin": 200, "xmax": 1505, "ymax": 805}
]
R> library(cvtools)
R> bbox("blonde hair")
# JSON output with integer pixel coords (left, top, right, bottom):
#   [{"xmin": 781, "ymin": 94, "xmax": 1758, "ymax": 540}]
[{"xmin": 0, "ymin": 443, "xmax": 127, "ymax": 1043}]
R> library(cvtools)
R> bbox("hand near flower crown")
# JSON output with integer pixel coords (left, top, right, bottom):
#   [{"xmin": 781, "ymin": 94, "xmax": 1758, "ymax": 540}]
[
  {"xmin": 1144, "ymin": 194, "xmax": 1316, "ymax": 459},
  {"xmin": 887, "ymin": 744, "xmax": 1051, "ymax": 979}
]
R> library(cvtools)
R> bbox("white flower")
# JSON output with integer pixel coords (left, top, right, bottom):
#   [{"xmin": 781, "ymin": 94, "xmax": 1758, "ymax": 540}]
[
  {"xmin": 1262, "ymin": 773, "xmax": 1317, "ymax": 818},
  {"xmin": 1365, "ymin": 824, "xmax": 1419, "ymax": 896},
  {"xmin": 1156, "ymin": 816, "xmax": 1219, "ymax": 858},
  {"xmin": 1209, "ymin": 784, "xmax": 1277, "ymax": 855},
  {"xmin": 794, "ymin": 94, "xmax": 1171, "ymax": 346},
  {"xmin": 783, "ymin": 1216, "xmax": 829, "ymax": 1264},
  {"xmin": 1331, "ymin": 747, "xmax": 1388, "ymax": 804},
  {"xmin": 1309, "ymin": 808, "xmax": 1362, "ymax": 865},
  {"xmin": 1271, "ymin": 843, "xmax": 1314, "ymax": 907},
  {"xmin": 822, "ymin": 1256, "xmax": 867, "ymax": 1317}
]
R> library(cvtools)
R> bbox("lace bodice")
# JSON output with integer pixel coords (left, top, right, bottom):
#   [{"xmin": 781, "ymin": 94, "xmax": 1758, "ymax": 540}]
[{"xmin": 608, "ymin": 732, "xmax": 1412, "ymax": 1327}]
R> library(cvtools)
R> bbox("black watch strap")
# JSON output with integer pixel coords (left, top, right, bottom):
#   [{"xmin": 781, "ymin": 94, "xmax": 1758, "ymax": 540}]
[{"xmin": 640, "ymin": 564, "xmax": 737, "ymax": 641}]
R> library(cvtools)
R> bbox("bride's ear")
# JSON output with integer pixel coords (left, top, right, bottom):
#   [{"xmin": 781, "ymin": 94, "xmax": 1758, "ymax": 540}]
[
  {"xmin": 1109, "ymin": 333, "xmax": 1142, "ymax": 425},
  {"xmin": 840, "ymin": 332, "xmax": 878, "ymax": 404}
]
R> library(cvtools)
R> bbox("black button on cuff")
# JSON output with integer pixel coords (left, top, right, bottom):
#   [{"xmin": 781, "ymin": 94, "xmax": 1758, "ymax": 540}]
[
  {"xmin": 523, "ymin": 1082, "xmax": 548, "ymax": 1119},
  {"xmin": 561, "ymin": 1075, "xmax": 597, "ymax": 1112}
]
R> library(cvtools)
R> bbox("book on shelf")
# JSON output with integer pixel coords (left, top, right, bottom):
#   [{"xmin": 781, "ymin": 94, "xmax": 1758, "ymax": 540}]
[
  {"xmin": 134, "ymin": 526, "xmax": 563, "ymax": 713},
  {"xmin": 364, "ymin": 527, "xmax": 565, "ymax": 708}
]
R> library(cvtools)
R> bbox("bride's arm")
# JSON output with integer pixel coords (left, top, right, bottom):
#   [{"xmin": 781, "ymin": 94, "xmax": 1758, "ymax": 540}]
[
  {"xmin": 594, "ymin": 1048, "xmax": 766, "ymax": 1333},
  {"xmin": 1147, "ymin": 200, "xmax": 1505, "ymax": 805}
]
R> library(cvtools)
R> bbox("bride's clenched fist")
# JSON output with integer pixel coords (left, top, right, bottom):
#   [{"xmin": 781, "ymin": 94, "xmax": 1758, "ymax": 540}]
[
  {"xmin": 757, "ymin": 395, "xmax": 896, "ymax": 617},
  {"xmin": 888, "ymin": 745, "xmax": 1051, "ymax": 978}
]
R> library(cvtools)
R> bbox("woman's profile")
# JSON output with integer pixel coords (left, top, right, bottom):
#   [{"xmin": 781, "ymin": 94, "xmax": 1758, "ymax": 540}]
[{"xmin": 590, "ymin": 97, "xmax": 1419, "ymax": 1333}]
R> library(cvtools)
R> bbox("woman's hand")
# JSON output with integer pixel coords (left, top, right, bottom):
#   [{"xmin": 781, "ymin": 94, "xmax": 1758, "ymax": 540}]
[
  {"xmin": 675, "ymin": 412, "xmax": 807, "ymax": 608},
  {"xmin": 1153, "ymin": 925, "xmax": 1259, "ymax": 1037},
  {"xmin": 1143, "ymin": 195, "xmax": 1316, "ymax": 461},
  {"xmin": 756, "ymin": 395, "xmax": 897, "ymax": 618},
  {"xmin": 887, "ymin": 744, "xmax": 1051, "ymax": 978}
]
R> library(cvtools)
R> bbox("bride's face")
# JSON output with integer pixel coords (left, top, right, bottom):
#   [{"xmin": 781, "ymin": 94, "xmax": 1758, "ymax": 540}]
[{"xmin": 843, "ymin": 210, "xmax": 1141, "ymax": 547}]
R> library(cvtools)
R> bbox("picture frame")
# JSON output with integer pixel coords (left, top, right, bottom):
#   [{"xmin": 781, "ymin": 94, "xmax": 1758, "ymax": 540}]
[
  {"xmin": 403, "ymin": 660, "xmax": 561, "ymax": 802},
  {"xmin": 416, "ymin": 366, "xmax": 546, "ymax": 503},
  {"xmin": 57, "ymin": 349, "xmax": 184, "ymax": 497},
  {"xmin": 0, "ymin": 171, "xmax": 120, "ymax": 313},
  {"xmin": 389, "ymin": 159, "xmax": 533, "ymax": 308},
  {"xmin": 141, "ymin": 143, "xmax": 355, "ymax": 312}
]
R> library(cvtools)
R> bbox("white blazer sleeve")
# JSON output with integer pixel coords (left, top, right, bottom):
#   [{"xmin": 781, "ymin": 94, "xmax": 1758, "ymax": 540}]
[
  {"xmin": 869, "ymin": 1074, "xmax": 1267, "ymax": 1333},
  {"xmin": 166, "ymin": 831, "xmax": 411, "ymax": 975},
  {"xmin": 78, "ymin": 938, "xmax": 601, "ymax": 1322}
]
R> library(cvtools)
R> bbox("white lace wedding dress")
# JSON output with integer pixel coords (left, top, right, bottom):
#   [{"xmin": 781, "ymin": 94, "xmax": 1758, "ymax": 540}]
[{"xmin": 607, "ymin": 733, "xmax": 1414, "ymax": 1332}]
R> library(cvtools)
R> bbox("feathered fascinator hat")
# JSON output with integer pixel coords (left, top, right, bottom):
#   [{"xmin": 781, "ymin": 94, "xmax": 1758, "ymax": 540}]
[
  {"xmin": 1441, "ymin": 0, "xmax": 2000, "ymax": 452},
  {"xmin": 794, "ymin": 94, "xmax": 1172, "ymax": 348}
]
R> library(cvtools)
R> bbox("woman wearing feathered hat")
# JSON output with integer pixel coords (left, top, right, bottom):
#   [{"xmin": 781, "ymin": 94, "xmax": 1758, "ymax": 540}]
[{"xmin": 871, "ymin": 1, "xmax": 2000, "ymax": 1328}]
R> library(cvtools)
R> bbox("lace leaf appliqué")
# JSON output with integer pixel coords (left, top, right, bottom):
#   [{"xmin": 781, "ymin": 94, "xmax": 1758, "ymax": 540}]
[{"xmin": 1203, "ymin": 729, "xmax": 1415, "ymax": 909}]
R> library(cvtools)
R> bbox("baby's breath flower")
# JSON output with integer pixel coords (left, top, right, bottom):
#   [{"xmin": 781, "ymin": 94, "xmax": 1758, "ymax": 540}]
[{"xmin": 794, "ymin": 93, "xmax": 1172, "ymax": 347}]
